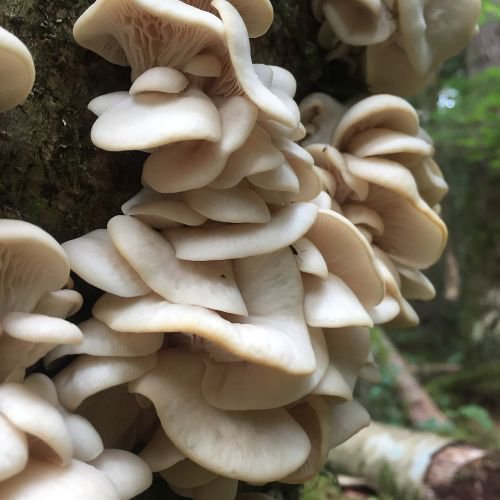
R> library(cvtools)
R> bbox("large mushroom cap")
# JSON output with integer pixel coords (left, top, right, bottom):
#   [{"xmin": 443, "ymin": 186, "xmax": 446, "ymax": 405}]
[
  {"xmin": 0, "ymin": 220, "xmax": 69, "ymax": 318},
  {"xmin": 0, "ymin": 27, "xmax": 35, "ymax": 112}
]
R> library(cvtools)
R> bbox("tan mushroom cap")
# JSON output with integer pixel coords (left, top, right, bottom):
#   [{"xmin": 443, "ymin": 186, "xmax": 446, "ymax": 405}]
[
  {"xmin": 332, "ymin": 94, "xmax": 420, "ymax": 151},
  {"xmin": 108, "ymin": 215, "xmax": 247, "ymax": 315},
  {"xmin": 129, "ymin": 349, "xmax": 311, "ymax": 482},
  {"xmin": 170, "ymin": 476, "xmax": 238, "ymax": 500},
  {"xmin": 412, "ymin": 158, "xmax": 449, "ymax": 207},
  {"xmin": 303, "ymin": 273, "xmax": 373, "ymax": 328},
  {"xmin": 0, "ymin": 459, "xmax": 119, "ymax": 500},
  {"xmin": 397, "ymin": 265, "xmax": 435, "ymax": 301},
  {"xmin": 184, "ymin": 186, "xmax": 270, "ymax": 223},
  {"xmin": 74, "ymin": 0, "xmax": 226, "ymax": 80},
  {"xmin": 327, "ymin": 399, "xmax": 371, "ymax": 449},
  {"xmin": 63, "ymin": 229, "xmax": 150, "ymax": 298},
  {"xmin": 94, "ymin": 248, "xmax": 315, "ymax": 374},
  {"xmin": 165, "ymin": 202, "xmax": 318, "ymax": 261},
  {"xmin": 129, "ymin": 67, "xmax": 188, "ymax": 95},
  {"xmin": 0, "ymin": 27, "xmax": 35, "ymax": 112},
  {"xmin": 0, "ymin": 220, "xmax": 69, "ymax": 318},
  {"xmin": 247, "ymin": 162, "xmax": 300, "ymax": 192},
  {"xmin": 201, "ymin": 327, "xmax": 328, "ymax": 410},
  {"xmin": 306, "ymin": 209, "xmax": 384, "ymax": 308},
  {"xmin": 54, "ymin": 354, "xmax": 158, "ymax": 411},
  {"xmin": 397, "ymin": 0, "xmax": 481, "ymax": 76},
  {"xmin": 321, "ymin": 0, "xmax": 395, "ymax": 46},
  {"xmin": 90, "ymin": 449, "xmax": 152, "ymax": 500},
  {"xmin": 140, "ymin": 427, "xmax": 185, "ymax": 472},
  {"xmin": 210, "ymin": 125, "xmax": 285, "ymax": 189},
  {"xmin": 142, "ymin": 96, "xmax": 257, "ymax": 193},
  {"xmin": 45, "ymin": 318, "xmax": 164, "ymax": 366},
  {"xmin": 91, "ymin": 88, "xmax": 221, "ymax": 151},
  {"xmin": 212, "ymin": 0, "xmax": 298, "ymax": 128}
]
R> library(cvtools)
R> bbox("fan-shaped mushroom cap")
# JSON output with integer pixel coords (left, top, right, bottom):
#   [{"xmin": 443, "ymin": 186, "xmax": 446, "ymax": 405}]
[
  {"xmin": 22, "ymin": 374, "xmax": 104, "ymax": 463},
  {"xmin": 412, "ymin": 158, "xmax": 449, "ymax": 207},
  {"xmin": 122, "ymin": 188, "xmax": 207, "ymax": 229},
  {"xmin": 0, "ymin": 313, "xmax": 83, "ymax": 382},
  {"xmin": 63, "ymin": 229, "xmax": 150, "ymax": 298},
  {"xmin": 94, "ymin": 248, "xmax": 315, "ymax": 374},
  {"xmin": 321, "ymin": 0, "xmax": 395, "ymax": 46},
  {"xmin": 170, "ymin": 476, "xmax": 238, "ymax": 500},
  {"xmin": 74, "ymin": 0, "xmax": 226, "ymax": 80},
  {"xmin": 129, "ymin": 67, "xmax": 189, "ymax": 95},
  {"xmin": 201, "ymin": 327, "xmax": 328, "ymax": 410},
  {"xmin": 165, "ymin": 202, "xmax": 318, "ymax": 261},
  {"xmin": 33, "ymin": 290, "xmax": 83, "ymax": 319},
  {"xmin": 327, "ymin": 399, "xmax": 371, "ymax": 448},
  {"xmin": 160, "ymin": 459, "xmax": 217, "ymax": 489},
  {"xmin": 140, "ymin": 427, "xmax": 185, "ymax": 472},
  {"xmin": 222, "ymin": 0, "xmax": 273, "ymax": 38},
  {"xmin": 397, "ymin": 265, "xmax": 435, "ymax": 300},
  {"xmin": 88, "ymin": 91, "xmax": 130, "ymax": 116},
  {"xmin": 212, "ymin": 0, "xmax": 298, "ymax": 128},
  {"xmin": 397, "ymin": 0, "xmax": 481, "ymax": 76},
  {"xmin": 0, "ymin": 383, "xmax": 72, "ymax": 468},
  {"xmin": 107, "ymin": 215, "xmax": 247, "ymax": 315},
  {"xmin": 332, "ymin": 94, "xmax": 420, "ymax": 151},
  {"xmin": 0, "ymin": 414, "xmax": 27, "ymax": 481},
  {"xmin": 306, "ymin": 209, "xmax": 384, "ymax": 309},
  {"xmin": 210, "ymin": 125, "xmax": 285, "ymax": 189},
  {"xmin": 54, "ymin": 354, "xmax": 158, "ymax": 411},
  {"xmin": 90, "ymin": 449, "xmax": 152, "ymax": 500},
  {"xmin": 129, "ymin": 349, "xmax": 311, "ymax": 482},
  {"xmin": 142, "ymin": 96, "xmax": 257, "ymax": 193},
  {"xmin": 184, "ymin": 186, "xmax": 270, "ymax": 223},
  {"xmin": 248, "ymin": 162, "xmax": 300, "ymax": 192},
  {"xmin": 0, "ymin": 220, "xmax": 69, "ymax": 318},
  {"xmin": 303, "ymin": 274, "xmax": 373, "ymax": 328},
  {"xmin": 345, "ymin": 154, "xmax": 448, "ymax": 268},
  {"xmin": 91, "ymin": 88, "xmax": 221, "ymax": 151},
  {"xmin": 45, "ymin": 318, "xmax": 164, "ymax": 365},
  {"xmin": 291, "ymin": 237, "xmax": 328, "ymax": 278},
  {"xmin": 0, "ymin": 27, "xmax": 35, "ymax": 112},
  {"xmin": 0, "ymin": 459, "xmax": 120, "ymax": 499}
]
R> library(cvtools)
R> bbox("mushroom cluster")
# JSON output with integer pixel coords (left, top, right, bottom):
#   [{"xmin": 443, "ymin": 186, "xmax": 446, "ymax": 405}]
[
  {"xmin": 300, "ymin": 92, "xmax": 448, "ymax": 326},
  {"xmin": 311, "ymin": 0, "xmax": 481, "ymax": 95},
  {"xmin": 50, "ymin": 0, "xmax": 401, "ymax": 496}
]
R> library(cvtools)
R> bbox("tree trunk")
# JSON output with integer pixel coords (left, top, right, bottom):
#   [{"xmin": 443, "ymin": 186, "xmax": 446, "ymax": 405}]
[
  {"xmin": 0, "ymin": 0, "xmax": 320, "ymax": 242},
  {"xmin": 330, "ymin": 422, "xmax": 500, "ymax": 500}
]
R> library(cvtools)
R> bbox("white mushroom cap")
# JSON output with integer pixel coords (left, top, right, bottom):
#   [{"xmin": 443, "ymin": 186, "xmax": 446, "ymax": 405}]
[
  {"xmin": 91, "ymin": 88, "xmax": 221, "ymax": 151},
  {"xmin": 321, "ymin": 0, "xmax": 395, "ymax": 46},
  {"xmin": 74, "ymin": 0, "xmax": 226, "ymax": 80},
  {"xmin": 0, "ymin": 459, "xmax": 119, "ymax": 499},
  {"xmin": 63, "ymin": 229, "xmax": 150, "ymax": 298},
  {"xmin": 54, "ymin": 354, "xmax": 158, "ymax": 411},
  {"xmin": 129, "ymin": 349, "xmax": 312, "ymax": 483},
  {"xmin": 33, "ymin": 290, "xmax": 83, "ymax": 319},
  {"xmin": 107, "ymin": 215, "xmax": 248, "ymax": 315},
  {"xmin": 200, "ymin": 327, "xmax": 329, "ymax": 410},
  {"xmin": 291, "ymin": 237, "xmax": 329, "ymax": 278},
  {"xmin": 45, "ymin": 317, "xmax": 164, "ymax": 365},
  {"xmin": 0, "ymin": 414, "xmax": 27, "ymax": 481},
  {"xmin": 247, "ymin": 162, "xmax": 300, "ymax": 192},
  {"xmin": 0, "ymin": 220, "xmax": 70, "ymax": 319},
  {"xmin": 139, "ymin": 427, "xmax": 185, "ymax": 472},
  {"xmin": 90, "ymin": 449, "xmax": 152, "ymax": 500},
  {"xmin": 142, "ymin": 96, "xmax": 257, "ymax": 193},
  {"xmin": 129, "ymin": 67, "xmax": 189, "ymax": 95},
  {"xmin": 165, "ymin": 202, "xmax": 318, "ymax": 261},
  {"xmin": 0, "ymin": 27, "xmax": 35, "ymax": 111},
  {"xmin": 87, "ymin": 92, "xmax": 129, "ymax": 116}
]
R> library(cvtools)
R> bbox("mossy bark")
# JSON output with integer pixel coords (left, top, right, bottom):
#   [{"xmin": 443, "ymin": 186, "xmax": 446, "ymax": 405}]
[{"xmin": 0, "ymin": 0, "xmax": 331, "ymax": 242}]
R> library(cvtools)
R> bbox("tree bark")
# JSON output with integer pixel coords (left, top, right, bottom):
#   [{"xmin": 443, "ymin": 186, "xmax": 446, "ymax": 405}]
[{"xmin": 330, "ymin": 422, "xmax": 500, "ymax": 500}]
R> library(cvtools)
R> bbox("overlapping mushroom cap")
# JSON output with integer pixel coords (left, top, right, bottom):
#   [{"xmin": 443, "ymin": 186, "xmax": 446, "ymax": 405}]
[
  {"xmin": 312, "ymin": 0, "xmax": 481, "ymax": 96},
  {"xmin": 0, "ymin": 374, "xmax": 151, "ymax": 499},
  {"xmin": 0, "ymin": 220, "xmax": 84, "ymax": 382},
  {"xmin": 301, "ymin": 92, "xmax": 448, "ymax": 326},
  {"xmin": 0, "ymin": 27, "xmax": 35, "ymax": 112}
]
